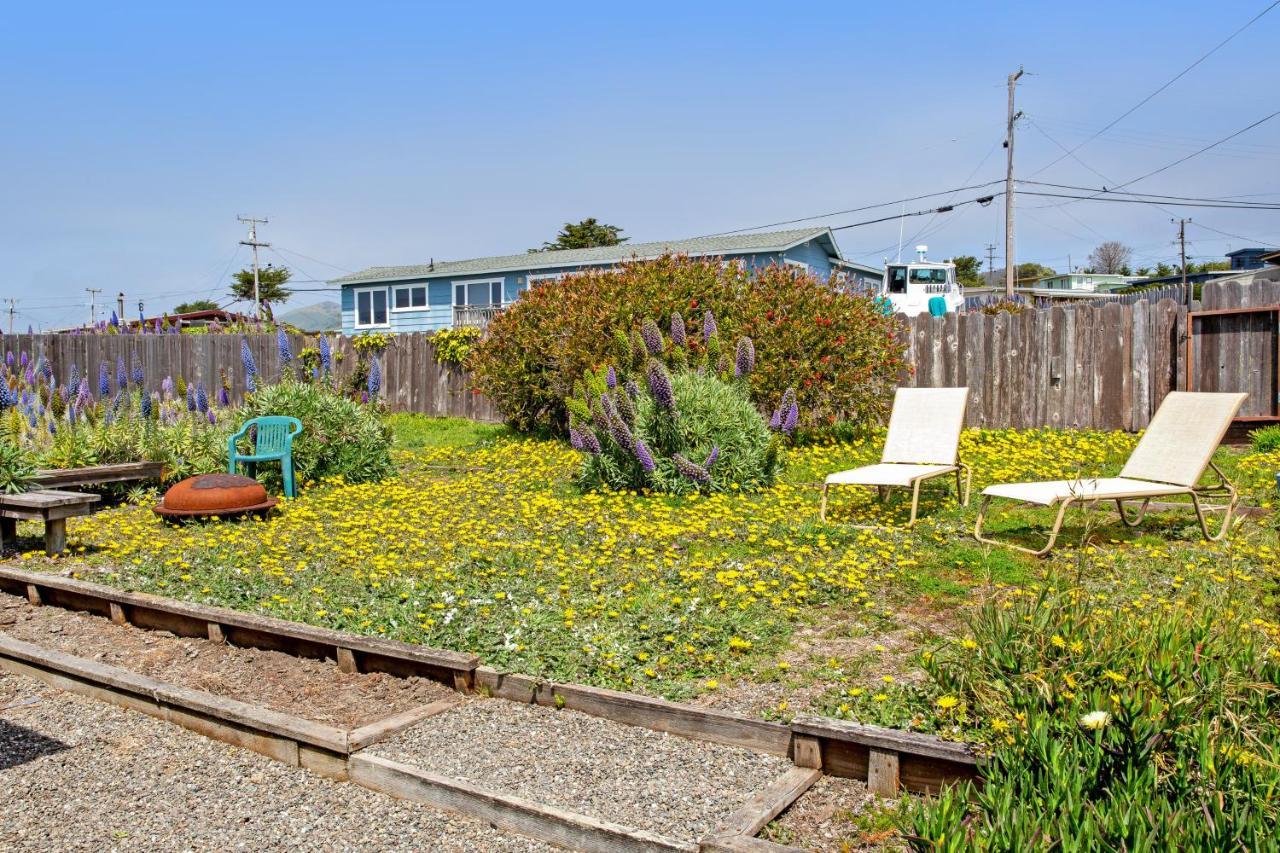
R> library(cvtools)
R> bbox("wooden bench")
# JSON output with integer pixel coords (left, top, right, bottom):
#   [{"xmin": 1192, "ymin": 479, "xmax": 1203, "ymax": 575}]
[
  {"xmin": 0, "ymin": 490, "xmax": 100, "ymax": 555},
  {"xmin": 33, "ymin": 461, "xmax": 165, "ymax": 490}
]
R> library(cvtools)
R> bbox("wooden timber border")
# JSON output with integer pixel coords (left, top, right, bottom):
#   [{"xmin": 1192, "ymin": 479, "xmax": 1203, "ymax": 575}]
[{"xmin": 0, "ymin": 565, "xmax": 981, "ymax": 802}]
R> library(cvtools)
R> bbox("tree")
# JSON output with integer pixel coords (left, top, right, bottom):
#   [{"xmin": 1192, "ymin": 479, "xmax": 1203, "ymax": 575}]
[
  {"xmin": 1087, "ymin": 241, "xmax": 1133, "ymax": 275},
  {"xmin": 1016, "ymin": 262, "xmax": 1057, "ymax": 283},
  {"xmin": 230, "ymin": 264, "xmax": 292, "ymax": 320},
  {"xmin": 951, "ymin": 255, "xmax": 984, "ymax": 287},
  {"xmin": 172, "ymin": 299, "xmax": 219, "ymax": 314},
  {"xmin": 1153, "ymin": 262, "xmax": 1175, "ymax": 278},
  {"xmin": 535, "ymin": 218, "xmax": 627, "ymax": 252}
]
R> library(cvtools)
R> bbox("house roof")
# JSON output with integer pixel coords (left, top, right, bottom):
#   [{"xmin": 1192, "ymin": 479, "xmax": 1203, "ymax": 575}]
[
  {"xmin": 332, "ymin": 228, "xmax": 840, "ymax": 285},
  {"xmin": 1225, "ymin": 247, "xmax": 1277, "ymax": 257}
]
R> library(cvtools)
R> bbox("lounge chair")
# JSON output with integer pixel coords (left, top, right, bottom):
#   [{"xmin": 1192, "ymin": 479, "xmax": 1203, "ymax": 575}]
[
  {"xmin": 820, "ymin": 387, "xmax": 971, "ymax": 526},
  {"xmin": 974, "ymin": 391, "xmax": 1246, "ymax": 556}
]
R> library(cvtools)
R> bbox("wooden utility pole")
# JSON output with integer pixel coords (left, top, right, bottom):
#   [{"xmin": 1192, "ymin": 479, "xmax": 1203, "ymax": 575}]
[
  {"xmin": 985, "ymin": 243, "xmax": 996, "ymax": 286},
  {"xmin": 1004, "ymin": 67, "xmax": 1024, "ymax": 299},
  {"xmin": 238, "ymin": 215, "xmax": 270, "ymax": 320},
  {"xmin": 1177, "ymin": 218, "xmax": 1191, "ymax": 308},
  {"xmin": 85, "ymin": 287, "xmax": 102, "ymax": 326},
  {"xmin": 4, "ymin": 299, "xmax": 15, "ymax": 336}
]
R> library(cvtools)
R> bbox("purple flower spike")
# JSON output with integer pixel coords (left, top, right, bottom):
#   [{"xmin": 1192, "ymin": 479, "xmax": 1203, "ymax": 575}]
[
  {"xmin": 669, "ymin": 313, "xmax": 686, "ymax": 348},
  {"xmin": 116, "ymin": 356, "xmax": 127, "ymax": 390},
  {"xmin": 218, "ymin": 386, "xmax": 230, "ymax": 407},
  {"xmin": 640, "ymin": 319, "xmax": 663, "ymax": 356},
  {"xmin": 569, "ymin": 428, "xmax": 584, "ymax": 450},
  {"xmin": 318, "ymin": 336, "xmax": 332, "ymax": 373},
  {"xmin": 140, "ymin": 392, "xmax": 153, "ymax": 419},
  {"xmin": 703, "ymin": 310, "xmax": 718, "ymax": 342},
  {"xmin": 580, "ymin": 430, "xmax": 601, "ymax": 455},
  {"xmin": 367, "ymin": 357, "xmax": 382, "ymax": 396},
  {"xmin": 734, "ymin": 337, "xmax": 755, "ymax": 378},
  {"xmin": 672, "ymin": 453, "xmax": 710, "ymax": 484},
  {"xmin": 131, "ymin": 352, "xmax": 144, "ymax": 385},
  {"xmin": 196, "ymin": 382, "xmax": 209, "ymax": 414},
  {"xmin": 647, "ymin": 361, "xmax": 675, "ymax": 410},
  {"xmin": 241, "ymin": 339, "xmax": 257, "ymax": 392},
  {"xmin": 624, "ymin": 379, "xmax": 640, "ymax": 401},
  {"xmin": 769, "ymin": 407, "xmax": 782, "ymax": 430},
  {"xmin": 633, "ymin": 439, "xmax": 656, "ymax": 473},
  {"xmin": 704, "ymin": 446, "xmax": 720, "ymax": 469},
  {"xmin": 207, "ymin": 409, "xmax": 217, "ymax": 425},
  {"xmin": 277, "ymin": 328, "xmax": 293, "ymax": 365},
  {"xmin": 98, "ymin": 362, "xmax": 110, "ymax": 397},
  {"xmin": 605, "ymin": 366, "xmax": 617, "ymax": 390},
  {"xmin": 783, "ymin": 402, "xmax": 799, "ymax": 434},
  {"xmin": 185, "ymin": 384, "xmax": 196, "ymax": 412}
]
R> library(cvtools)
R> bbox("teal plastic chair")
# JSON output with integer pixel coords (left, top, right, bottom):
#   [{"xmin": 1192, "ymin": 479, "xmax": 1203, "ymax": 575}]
[{"xmin": 228, "ymin": 416, "xmax": 303, "ymax": 498}]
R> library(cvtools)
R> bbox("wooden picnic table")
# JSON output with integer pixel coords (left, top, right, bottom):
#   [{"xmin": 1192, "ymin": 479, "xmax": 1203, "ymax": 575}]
[
  {"xmin": 32, "ymin": 461, "xmax": 164, "ymax": 490},
  {"xmin": 0, "ymin": 490, "xmax": 100, "ymax": 555}
]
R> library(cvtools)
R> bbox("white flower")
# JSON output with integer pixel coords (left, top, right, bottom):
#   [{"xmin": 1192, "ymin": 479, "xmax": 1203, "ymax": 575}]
[{"xmin": 1079, "ymin": 711, "xmax": 1111, "ymax": 730}]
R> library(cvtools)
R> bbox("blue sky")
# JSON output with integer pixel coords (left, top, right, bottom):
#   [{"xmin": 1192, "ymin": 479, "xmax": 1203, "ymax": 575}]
[{"xmin": 2, "ymin": 1, "xmax": 1277, "ymax": 329}]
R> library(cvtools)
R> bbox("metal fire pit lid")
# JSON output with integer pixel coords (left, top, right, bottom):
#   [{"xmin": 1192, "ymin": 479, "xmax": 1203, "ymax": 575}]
[{"xmin": 154, "ymin": 473, "xmax": 278, "ymax": 518}]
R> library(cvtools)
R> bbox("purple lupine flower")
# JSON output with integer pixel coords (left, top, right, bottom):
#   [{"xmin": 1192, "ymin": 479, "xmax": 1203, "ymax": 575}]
[
  {"xmin": 116, "ymin": 356, "xmax": 127, "ymax": 390},
  {"xmin": 640, "ymin": 319, "xmax": 663, "ymax": 356},
  {"xmin": 624, "ymin": 379, "xmax": 640, "ymax": 401},
  {"xmin": 196, "ymin": 382, "xmax": 209, "ymax": 414},
  {"xmin": 4, "ymin": 351, "xmax": 12, "ymax": 367},
  {"xmin": 109, "ymin": 310, "xmax": 119, "ymax": 328},
  {"xmin": 241, "ymin": 339, "xmax": 257, "ymax": 392},
  {"xmin": 703, "ymin": 310, "xmax": 718, "ymax": 342},
  {"xmin": 604, "ymin": 395, "xmax": 633, "ymax": 450},
  {"xmin": 769, "ymin": 407, "xmax": 782, "ymax": 430},
  {"xmin": 277, "ymin": 328, "xmax": 293, "ymax": 365},
  {"xmin": 360, "ymin": 390, "xmax": 369, "ymax": 404},
  {"xmin": 24, "ymin": 367, "xmax": 35, "ymax": 388},
  {"xmin": 161, "ymin": 376, "xmax": 174, "ymax": 399},
  {"xmin": 207, "ymin": 409, "xmax": 217, "ymax": 425},
  {"xmin": 569, "ymin": 428, "xmax": 585, "ymax": 451},
  {"xmin": 98, "ymin": 362, "xmax": 110, "ymax": 397},
  {"xmin": 605, "ymin": 366, "xmax": 617, "ymax": 390},
  {"xmin": 185, "ymin": 383, "xmax": 195, "ymax": 411},
  {"xmin": 68, "ymin": 363, "xmax": 80, "ymax": 393},
  {"xmin": 734, "ymin": 337, "xmax": 755, "ymax": 378},
  {"xmin": 367, "ymin": 357, "xmax": 382, "ymax": 396},
  {"xmin": 783, "ymin": 402, "xmax": 799, "ymax": 434},
  {"xmin": 140, "ymin": 391, "xmax": 153, "ymax": 419},
  {"xmin": 111, "ymin": 391, "xmax": 124, "ymax": 414},
  {"xmin": 580, "ymin": 430, "xmax": 601, "ymax": 455},
  {"xmin": 318, "ymin": 336, "xmax": 332, "ymax": 373},
  {"xmin": 704, "ymin": 446, "xmax": 720, "ymax": 469},
  {"xmin": 41, "ymin": 358, "xmax": 52, "ymax": 383},
  {"xmin": 76, "ymin": 378, "xmax": 91, "ymax": 409},
  {"xmin": 131, "ymin": 352, "xmax": 144, "ymax": 385},
  {"xmin": 589, "ymin": 398, "xmax": 610, "ymax": 435},
  {"xmin": 218, "ymin": 386, "xmax": 230, "ymax": 407},
  {"xmin": 647, "ymin": 361, "xmax": 675, "ymax": 411},
  {"xmin": 633, "ymin": 438, "xmax": 656, "ymax": 473},
  {"xmin": 669, "ymin": 313, "xmax": 686, "ymax": 347},
  {"xmin": 672, "ymin": 453, "xmax": 711, "ymax": 484}
]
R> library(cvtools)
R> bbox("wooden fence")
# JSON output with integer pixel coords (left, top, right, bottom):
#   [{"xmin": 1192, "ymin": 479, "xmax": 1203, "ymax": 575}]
[
  {"xmin": 3, "ymin": 331, "xmax": 501, "ymax": 422},
  {"xmin": 5, "ymin": 277, "xmax": 1276, "ymax": 431}
]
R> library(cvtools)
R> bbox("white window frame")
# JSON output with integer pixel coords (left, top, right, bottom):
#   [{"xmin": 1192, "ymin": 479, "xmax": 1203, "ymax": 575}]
[
  {"xmin": 527, "ymin": 272, "xmax": 566, "ymax": 287},
  {"xmin": 391, "ymin": 283, "xmax": 429, "ymax": 312},
  {"xmin": 453, "ymin": 277, "xmax": 506, "ymax": 307},
  {"xmin": 353, "ymin": 286, "xmax": 390, "ymax": 329},
  {"xmin": 784, "ymin": 259, "xmax": 811, "ymax": 272}
]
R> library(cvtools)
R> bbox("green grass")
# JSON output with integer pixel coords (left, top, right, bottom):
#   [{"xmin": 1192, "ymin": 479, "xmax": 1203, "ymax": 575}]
[{"xmin": 386, "ymin": 414, "xmax": 514, "ymax": 450}]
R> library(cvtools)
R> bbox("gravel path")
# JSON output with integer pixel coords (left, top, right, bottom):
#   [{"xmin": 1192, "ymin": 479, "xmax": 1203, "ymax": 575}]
[
  {"xmin": 0, "ymin": 671, "xmax": 553, "ymax": 852},
  {"xmin": 0, "ymin": 592, "xmax": 454, "ymax": 729},
  {"xmin": 370, "ymin": 697, "xmax": 790, "ymax": 841}
]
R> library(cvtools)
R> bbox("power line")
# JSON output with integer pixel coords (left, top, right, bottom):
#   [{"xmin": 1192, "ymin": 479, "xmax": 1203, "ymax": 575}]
[
  {"xmin": 1026, "ymin": 0, "xmax": 1280, "ymax": 178},
  {"xmin": 828, "ymin": 193, "xmax": 1000, "ymax": 233},
  {"xmin": 1188, "ymin": 220, "xmax": 1278, "ymax": 245},
  {"xmin": 1015, "ymin": 190, "xmax": 1280, "ymax": 210},
  {"xmin": 1019, "ymin": 179, "xmax": 1280, "ymax": 207},
  {"xmin": 1108, "ymin": 109, "xmax": 1280, "ymax": 192},
  {"xmin": 272, "ymin": 245, "xmax": 354, "ymax": 275},
  {"xmin": 695, "ymin": 180, "xmax": 1004, "ymax": 238}
]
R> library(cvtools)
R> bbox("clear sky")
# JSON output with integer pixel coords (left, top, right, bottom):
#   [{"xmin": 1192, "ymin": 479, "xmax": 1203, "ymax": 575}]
[{"xmin": 2, "ymin": 1, "xmax": 1278, "ymax": 329}]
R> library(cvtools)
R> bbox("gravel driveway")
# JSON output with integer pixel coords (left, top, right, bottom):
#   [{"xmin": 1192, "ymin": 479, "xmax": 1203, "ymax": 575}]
[{"xmin": 0, "ymin": 671, "xmax": 553, "ymax": 852}]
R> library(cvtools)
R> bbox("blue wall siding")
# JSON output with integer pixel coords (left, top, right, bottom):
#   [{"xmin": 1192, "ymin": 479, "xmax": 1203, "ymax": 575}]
[{"xmin": 341, "ymin": 241, "xmax": 846, "ymax": 332}]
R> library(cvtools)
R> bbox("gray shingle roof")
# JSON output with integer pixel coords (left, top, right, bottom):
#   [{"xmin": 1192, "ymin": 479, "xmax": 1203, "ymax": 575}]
[{"xmin": 332, "ymin": 228, "xmax": 835, "ymax": 285}]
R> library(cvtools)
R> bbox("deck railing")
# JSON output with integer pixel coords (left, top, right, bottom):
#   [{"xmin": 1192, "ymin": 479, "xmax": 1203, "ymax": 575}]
[{"xmin": 452, "ymin": 304, "xmax": 505, "ymax": 330}]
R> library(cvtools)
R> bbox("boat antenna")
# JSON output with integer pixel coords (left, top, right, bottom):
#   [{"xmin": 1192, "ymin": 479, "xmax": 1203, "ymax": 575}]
[{"xmin": 895, "ymin": 203, "xmax": 906, "ymax": 263}]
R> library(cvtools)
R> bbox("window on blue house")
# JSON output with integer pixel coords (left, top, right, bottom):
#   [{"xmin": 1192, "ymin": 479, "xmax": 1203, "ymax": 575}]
[
  {"xmin": 355, "ymin": 289, "xmax": 388, "ymax": 327},
  {"xmin": 453, "ymin": 279, "xmax": 504, "ymax": 306},
  {"xmin": 393, "ymin": 285, "xmax": 427, "ymax": 310}
]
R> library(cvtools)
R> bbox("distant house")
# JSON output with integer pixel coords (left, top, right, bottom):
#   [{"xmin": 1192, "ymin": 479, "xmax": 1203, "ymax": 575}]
[
  {"xmin": 1226, "ymin": 247, "xmax": 1280, "ymax": 271},
  {"xmin": 331, "ymin": 228, "xmax": 882, "ymax": 335},
  {"xmin": 1031, "ymin": 272, "xmax": 1131, "ymax": 294}
]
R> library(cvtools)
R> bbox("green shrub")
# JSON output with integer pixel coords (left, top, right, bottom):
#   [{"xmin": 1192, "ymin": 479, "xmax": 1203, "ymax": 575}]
[
  {"xmin": 0, "ymin": 440, "xmax": 36, "ymax": 494},
  {"xmin": 431, "ymin": 327, "xmax": 482, "ymax": 366},
  {"xmin": 470, "ymin": 255, "xmax": 905, "ymax": 436},
  {"xmin": 236, "ymin": 381, "xmax": 394, "ymax": 487},
  {"xmin": 567, "ymin": 317, "xmax": 784, "ymax": 494},
  {"xmin": 906, "ymin": 583, "xmax": 1280, "ymax": 850},
  {"xmin": 1250, "ymin": 424, "xmax": 1280, "ymax": 454}
]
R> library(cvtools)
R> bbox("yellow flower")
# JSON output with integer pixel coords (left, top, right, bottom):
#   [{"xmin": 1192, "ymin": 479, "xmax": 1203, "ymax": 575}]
[
  {"xmin": 936, "ymin": 695, "xmax": 959, "ymax": 710},
  {"xmin": 1079, "ymin": 711, "xmax": 1111, "ymax": 730}
]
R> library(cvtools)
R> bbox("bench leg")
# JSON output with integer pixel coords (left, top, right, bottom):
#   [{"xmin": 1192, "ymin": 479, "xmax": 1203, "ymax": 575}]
[
  {"xmin": 0, "ymin": 517, "xmax": 15, "ymax": 552},
  {"xmin": 45, "ymin": 518, "xmax": 67, "ymax": 556}
]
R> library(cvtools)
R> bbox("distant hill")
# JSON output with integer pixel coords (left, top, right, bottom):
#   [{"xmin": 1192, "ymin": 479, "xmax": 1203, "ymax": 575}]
[{"xmin": 279, "ymin": 300, "xmax": 341, "ymax": 332}]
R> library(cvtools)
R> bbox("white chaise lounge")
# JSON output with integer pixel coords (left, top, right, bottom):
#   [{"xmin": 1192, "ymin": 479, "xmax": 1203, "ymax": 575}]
[
  {"xmin": 974, "ymin": 391, "xmax": 1246, "ymax": 556},
  {"xmin": 820, "ymin": 387, "xmax": 971, "ymax": 526}
]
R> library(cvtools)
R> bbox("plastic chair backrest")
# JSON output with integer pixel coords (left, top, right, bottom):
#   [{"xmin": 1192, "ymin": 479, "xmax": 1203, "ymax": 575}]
[
  {"xmin": 248, "ymin": 416, "xmax": 301, "ymax": 454},
  {"xmin": 928, "ymin": 295, "xmax": 948, "ymax": 317}
]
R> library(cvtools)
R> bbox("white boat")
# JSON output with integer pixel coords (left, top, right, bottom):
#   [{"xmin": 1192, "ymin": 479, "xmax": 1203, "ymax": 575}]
[{"xmin": 878, "ymin": 245, "xmax": 963, "ymax": 317}]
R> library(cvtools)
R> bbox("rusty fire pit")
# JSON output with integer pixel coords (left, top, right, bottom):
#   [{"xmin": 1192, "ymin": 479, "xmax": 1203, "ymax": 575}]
[{"xmin": 153, "ymin": 473, "xmax": 278, "ymax": 519}]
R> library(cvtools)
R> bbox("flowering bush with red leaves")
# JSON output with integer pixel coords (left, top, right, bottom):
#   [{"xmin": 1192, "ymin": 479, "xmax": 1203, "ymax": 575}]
[{"xmin": 469, "ymin": 255, "xmax": 906, "ymax": 436}]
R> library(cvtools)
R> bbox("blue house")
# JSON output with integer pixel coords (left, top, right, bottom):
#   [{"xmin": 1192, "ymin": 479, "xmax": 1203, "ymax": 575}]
[{"xmin": 332, "ymin": 227, "xmax": 882, "ymax": 334}]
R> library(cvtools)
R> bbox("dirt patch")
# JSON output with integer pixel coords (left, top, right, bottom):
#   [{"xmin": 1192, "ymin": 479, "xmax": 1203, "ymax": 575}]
[
  {"xmin": 760, "ymin": 776, "xmax": 906, "ymax": 851},
  {"xmin": 0, "ymin": 592, "xmax": 455, "ymax": 728}
]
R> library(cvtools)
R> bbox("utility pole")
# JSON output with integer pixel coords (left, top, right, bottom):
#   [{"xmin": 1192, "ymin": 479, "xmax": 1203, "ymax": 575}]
[
  {"xmin": 86, "ymin": 287, "xmax": 102, "ymax": 326},
  {"xmin": 1176, "ymin": 218, "xmax": 1191, "ymax": 308},
  {"xmin": 1004, "ymin": 67, "xmax": 1024, "ymax": 299},
  {"xmin": 238, "ymin": 215, "xmax": 270, "ymax": 320},
  {"xmin": 3, "ymin": 299, "xmax": 15, "ymax": 336},
  {"xmin": 985, "ymin": 243, "xmax": 996, "ymax": 287},
  {"xmin": 116, "ymin": 292, "xmax": 125, "ymax": 324}
]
